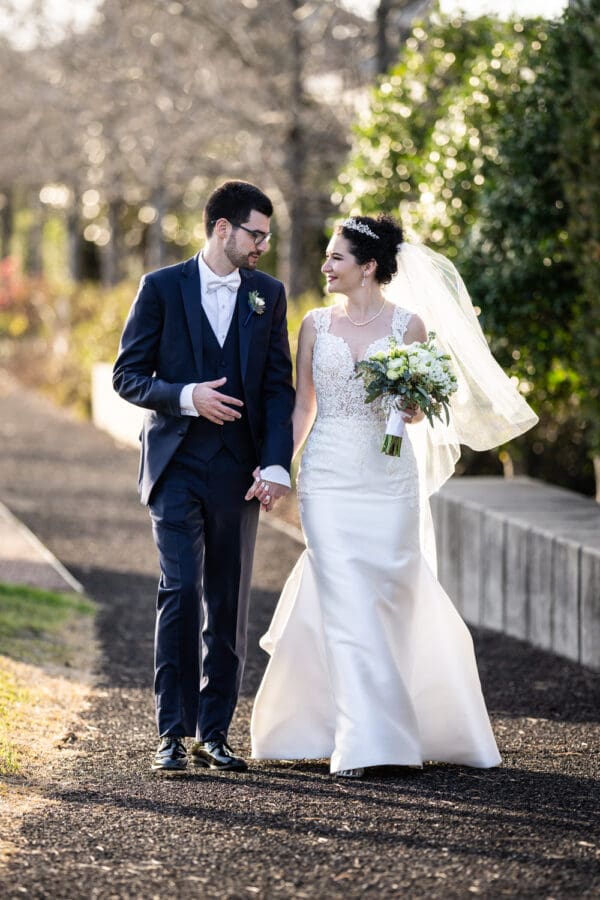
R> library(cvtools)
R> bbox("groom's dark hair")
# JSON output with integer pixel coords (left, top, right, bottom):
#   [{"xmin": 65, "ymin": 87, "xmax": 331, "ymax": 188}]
[{"xmin": 204, "ymin": 181, "xmax": 273, "ymax": 236}]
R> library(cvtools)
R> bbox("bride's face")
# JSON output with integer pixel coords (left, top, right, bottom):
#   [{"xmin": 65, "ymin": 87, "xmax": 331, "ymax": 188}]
[{"xmin": 321, "ymin": 234, "xmax": 362, "ymax": 295}]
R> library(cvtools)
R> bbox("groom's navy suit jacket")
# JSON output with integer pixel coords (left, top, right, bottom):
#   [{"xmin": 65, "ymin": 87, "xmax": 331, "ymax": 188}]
[{"xmin": 113, "ymin": 254, "xmax": 295, "ymax": 505}]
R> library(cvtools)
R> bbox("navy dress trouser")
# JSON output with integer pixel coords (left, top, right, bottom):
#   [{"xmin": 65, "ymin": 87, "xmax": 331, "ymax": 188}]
[{"xmin": 148, "ymin": 447, "xmax": 260, "ymax": 742}]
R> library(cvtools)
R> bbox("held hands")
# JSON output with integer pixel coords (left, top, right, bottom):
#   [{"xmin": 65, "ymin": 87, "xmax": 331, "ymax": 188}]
[
  {"xmin": 193, "ymin": 377, "xmax": 243, "ymax": 424},
  {"xmin": 245, "ymin": 467, "xmax": 290, "ymax": 513},
  {"xmin": 191, "ymin": 378, "xmax": 288, "ymax": 512}
]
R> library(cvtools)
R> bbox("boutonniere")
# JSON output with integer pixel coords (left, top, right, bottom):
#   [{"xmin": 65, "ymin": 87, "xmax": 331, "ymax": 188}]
[{"xmin": 244, "ymin": 290, "xmax": 266, "ymax": 326}]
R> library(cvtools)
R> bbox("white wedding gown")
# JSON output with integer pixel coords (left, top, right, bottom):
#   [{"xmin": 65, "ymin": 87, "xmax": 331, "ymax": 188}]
[{"xmin": 251, "ymin": 305, "xmax": 501, "ymax": 772}]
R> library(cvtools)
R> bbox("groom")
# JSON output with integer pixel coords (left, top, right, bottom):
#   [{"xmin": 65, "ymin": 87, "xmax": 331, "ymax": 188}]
[{"xmin": 113, "ymin": 181, "xmax": 294, "ymax": 772}]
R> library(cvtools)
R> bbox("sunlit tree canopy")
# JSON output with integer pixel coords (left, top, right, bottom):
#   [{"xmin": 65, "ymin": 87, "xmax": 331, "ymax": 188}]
[{"xmin": 335, "ymin": 9, "xmax": 550, "ymax": 256}]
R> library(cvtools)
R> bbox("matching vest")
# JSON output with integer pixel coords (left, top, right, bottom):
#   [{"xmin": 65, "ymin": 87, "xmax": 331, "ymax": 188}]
[{"xmin": 175, "ymin": 305, "xmax": 255, "ymax": 465}]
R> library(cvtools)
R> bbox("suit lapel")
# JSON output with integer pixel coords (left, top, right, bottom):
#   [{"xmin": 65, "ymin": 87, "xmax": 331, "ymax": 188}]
[
  {"xmin": 237, "ymin": 269, "xmax": 255, "ymax": 381},
  {"xmin": 180, "ymin": 253, "xmax": 203, "ymax": 377}
]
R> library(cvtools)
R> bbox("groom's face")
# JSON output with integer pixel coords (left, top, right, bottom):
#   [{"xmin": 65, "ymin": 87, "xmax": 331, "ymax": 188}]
[{"xmin": 224, "ymin": 210, "xmax": 271, "ymax": 270}]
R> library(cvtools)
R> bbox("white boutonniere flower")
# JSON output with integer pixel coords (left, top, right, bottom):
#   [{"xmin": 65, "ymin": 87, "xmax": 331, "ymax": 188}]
[{"xmin": 244, "ymin": 290, "xmax": 266, "ymax": 325}]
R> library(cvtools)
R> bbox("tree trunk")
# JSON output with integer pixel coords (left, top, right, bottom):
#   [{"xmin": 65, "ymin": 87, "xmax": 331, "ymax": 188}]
[
  {"xmin": 0, "ymin": 188, "xmax": 14, "ymax": 258},
  {"xmin": 99, "ymin": 200, "xmax": 122, "ymax": 287},
  {"xmin": 376, "ymin": 0, "xmax": 393, "ymax": 75},
  {"xmin": 282, "ymin": 0, "xmax": 307, "ymax": 299},
  {"xmin": 594, "ymin": 454, "xmax": 600, "ymax": 503},
  {"xmin": 376, "ymin": 1, "xmax": 435, "ymax": 75},
  {"xmin": 144, "ymin": 188, "xmax": 166, "ymax": 272},
  {"xmin": 67, "ymin": 194, "xmax": 85, "ymax": 282},
  {"xmin": 25, "ymin": 194, "xmax": 44, "ymax": 277}
]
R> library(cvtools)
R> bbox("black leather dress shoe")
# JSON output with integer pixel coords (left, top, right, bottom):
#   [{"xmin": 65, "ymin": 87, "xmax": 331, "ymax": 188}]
[
  {"xmin": 151, "ymin": 736, "xmax": 187, "ymax": 771},
  {"xmin": 190, "ymin": 740, "xmax": 248, "ymax": 771}
]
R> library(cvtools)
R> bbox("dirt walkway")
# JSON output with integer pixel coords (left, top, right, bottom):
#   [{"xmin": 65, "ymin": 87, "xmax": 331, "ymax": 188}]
[{"xmin": 0, "ymin": 373, "xmax": 598, "ymax": 899}]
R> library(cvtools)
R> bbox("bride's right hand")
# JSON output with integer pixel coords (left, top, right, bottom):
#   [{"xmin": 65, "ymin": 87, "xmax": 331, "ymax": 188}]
[{"xmin": 401, "ymin": 403, "xmax": 424, "ymax": 424}]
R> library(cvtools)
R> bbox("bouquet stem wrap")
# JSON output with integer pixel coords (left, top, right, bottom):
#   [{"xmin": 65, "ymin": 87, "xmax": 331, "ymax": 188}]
[{"xmin": 382, "ymin": 407, "xmax": 406, "ymax": 456}]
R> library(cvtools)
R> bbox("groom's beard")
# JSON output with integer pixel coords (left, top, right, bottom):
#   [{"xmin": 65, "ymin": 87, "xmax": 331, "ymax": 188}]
[{"xmin": 224, "ymin": 234, "xmax": 262, "ymax": 270}]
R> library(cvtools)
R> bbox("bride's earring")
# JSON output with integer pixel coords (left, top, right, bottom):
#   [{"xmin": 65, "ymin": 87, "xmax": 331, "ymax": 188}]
[{"xmin": 361, "ymin": 270, "xmax": 366, "ymax": 287}]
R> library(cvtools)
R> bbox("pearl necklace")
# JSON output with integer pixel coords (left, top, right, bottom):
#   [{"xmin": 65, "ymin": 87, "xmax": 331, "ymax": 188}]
[{"xmin": 343, "ymin": 298, "xmax": 386, "ymax": 327}]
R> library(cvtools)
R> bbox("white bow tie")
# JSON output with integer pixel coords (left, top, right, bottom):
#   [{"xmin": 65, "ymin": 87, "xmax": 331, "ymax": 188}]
[{"xmin": 205, "ymin": 275, "xmax": 240, "ymax": 294}]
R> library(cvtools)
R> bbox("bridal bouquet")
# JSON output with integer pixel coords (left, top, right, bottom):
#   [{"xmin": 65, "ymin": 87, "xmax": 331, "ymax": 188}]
[{"xmin": 355, "ymin": 332, "xmax": 458, "ymax": 456}]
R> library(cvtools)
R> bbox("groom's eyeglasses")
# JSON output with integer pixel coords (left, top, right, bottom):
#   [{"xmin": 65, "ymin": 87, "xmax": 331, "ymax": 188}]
[{"xmin": 234, "ymin": 224, "xmax": 272, "ymax": 247}]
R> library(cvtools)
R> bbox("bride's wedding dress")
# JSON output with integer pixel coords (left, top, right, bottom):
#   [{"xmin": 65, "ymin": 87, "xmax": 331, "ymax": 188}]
[{"xmin": 251, "ymin": 304, "xmax": 501, "ymax": 773}]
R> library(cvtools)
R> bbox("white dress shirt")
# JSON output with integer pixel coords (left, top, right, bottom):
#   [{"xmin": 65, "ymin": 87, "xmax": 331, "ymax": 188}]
[{"xmin": 179, "ymin": 253, "xmax": 290, "ymax": 488}]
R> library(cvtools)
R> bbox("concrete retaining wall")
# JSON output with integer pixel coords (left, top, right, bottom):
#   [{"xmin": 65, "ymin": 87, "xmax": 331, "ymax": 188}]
[
  {"xmin": 92, "ymin": 363, "xmax": 144, "ymax": 449},
  {"xmin": 431, "ymin": 477, "xmax": 600, "ymax": 671}
]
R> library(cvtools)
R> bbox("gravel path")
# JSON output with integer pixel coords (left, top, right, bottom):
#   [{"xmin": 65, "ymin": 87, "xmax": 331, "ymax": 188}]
[{"xmin": 0, "ymin": 372, "xmax": 598, "ymax": 899}]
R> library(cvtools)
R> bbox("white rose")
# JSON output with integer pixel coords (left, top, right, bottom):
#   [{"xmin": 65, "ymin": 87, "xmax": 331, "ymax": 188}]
[{"xmin": 388, "ymin": 358, "xmax": 405, "ymax": 370}]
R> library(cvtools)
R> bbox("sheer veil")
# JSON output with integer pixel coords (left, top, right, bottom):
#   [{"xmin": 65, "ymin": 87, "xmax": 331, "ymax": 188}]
[{"xmin": 384, "ymin": 242, "xmax": 539, "ymax": 498}]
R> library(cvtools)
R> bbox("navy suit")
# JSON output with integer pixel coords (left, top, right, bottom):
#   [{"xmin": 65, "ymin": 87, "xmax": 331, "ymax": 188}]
[{"xmin": 113, "ymin": 254, "xmax": 294, "ymax": 740}]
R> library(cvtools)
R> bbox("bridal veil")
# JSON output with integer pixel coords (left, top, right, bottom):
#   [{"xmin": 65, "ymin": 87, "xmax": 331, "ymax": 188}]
[{"xmin": 385, "ymin": 242, "xmax": 539, "ymax": 497}]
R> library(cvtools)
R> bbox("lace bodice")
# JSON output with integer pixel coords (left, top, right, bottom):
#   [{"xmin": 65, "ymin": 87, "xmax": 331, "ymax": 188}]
[
  {"xmin": 311, "ymin": 304, "xmax": 413, "ymax": 421},
  {"xmin": 297, "ymin": 304, "xmax": 419, "ymax": 502}
]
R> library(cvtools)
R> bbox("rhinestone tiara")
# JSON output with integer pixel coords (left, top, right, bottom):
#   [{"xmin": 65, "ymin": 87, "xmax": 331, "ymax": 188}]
[{"xmin": 341, "ymin": 218, "xmax": 380, "ymax": 240}]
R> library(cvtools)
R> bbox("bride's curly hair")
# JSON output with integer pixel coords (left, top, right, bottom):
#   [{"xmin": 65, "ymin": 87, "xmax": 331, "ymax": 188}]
[{"xmin": 337, "ymin": 214, "xmax": 404, "ymax": 285}]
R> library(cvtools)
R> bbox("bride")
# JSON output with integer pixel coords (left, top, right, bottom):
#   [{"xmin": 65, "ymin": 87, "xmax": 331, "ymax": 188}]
[{"xmin": 250, "ymin": 214, "xmax": 538, "ymax": 778}]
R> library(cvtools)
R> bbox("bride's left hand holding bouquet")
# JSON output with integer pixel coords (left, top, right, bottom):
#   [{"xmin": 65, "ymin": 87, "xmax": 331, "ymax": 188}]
[{"xmin": 355, "ymin": 332, "xmax": 458, "ymax": 456}]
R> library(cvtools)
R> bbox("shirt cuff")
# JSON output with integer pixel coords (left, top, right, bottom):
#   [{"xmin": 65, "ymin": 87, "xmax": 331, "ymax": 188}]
[
  {"xmin": 180, "ymin": 383, "xmax": 199, "ymax": 417},
  {"xmin": 261, "ymin": 465, "xmax": 291, "ymax": 489}
]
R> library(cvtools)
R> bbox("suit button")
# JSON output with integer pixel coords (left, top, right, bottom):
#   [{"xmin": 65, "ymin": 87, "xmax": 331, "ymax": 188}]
[{"xmin": 177, "ymin": 427, "xmax": 186, "ymax": 435}]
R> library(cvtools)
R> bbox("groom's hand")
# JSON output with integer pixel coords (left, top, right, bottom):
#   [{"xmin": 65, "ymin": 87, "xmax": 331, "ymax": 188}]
[
  {"xmin": 192, "ymin": 378, "xmax": 244, "ymax": 424},
  {"xmin": 245, "ymin": 467, "xmax": 290, "ymax": 512}
]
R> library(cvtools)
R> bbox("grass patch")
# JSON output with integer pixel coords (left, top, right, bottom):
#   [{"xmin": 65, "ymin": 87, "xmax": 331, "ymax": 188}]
[
  {"xmin": 0, "ymin": 582, "xmax": 94, "ymax": 664},
  {"xmin": 0, "ymin": 668, "xmax": 31, "ymax": 775},
  {"xmin": 0, "ymin": 582, "xmax": 96, "ymax": 776}
]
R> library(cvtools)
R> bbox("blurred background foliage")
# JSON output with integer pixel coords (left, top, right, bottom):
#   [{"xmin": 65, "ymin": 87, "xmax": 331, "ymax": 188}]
[
  {"xmin": 0, "ymin": 0, "xmax": 598, "ymax": 497},
  {"xmin": 336, "ymin": 0, "xmax": 599, "ymax": 496}
]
